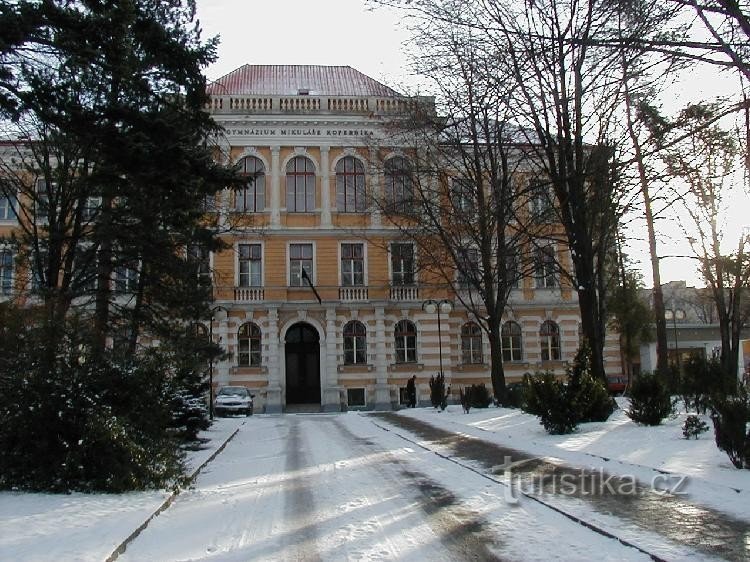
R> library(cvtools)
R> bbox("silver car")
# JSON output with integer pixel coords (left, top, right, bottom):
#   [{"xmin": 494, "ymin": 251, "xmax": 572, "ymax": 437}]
[{"xmin": 214, "ymin": 386, "xmax": 254, "ymax": 417}]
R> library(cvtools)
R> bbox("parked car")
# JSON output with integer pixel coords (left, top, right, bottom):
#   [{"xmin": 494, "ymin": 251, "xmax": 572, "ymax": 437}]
[
  {"xmin": 214, "ymin": 386, "xmax": 254, "ymax": 417},
  {"xmin": 607, "ymin": 376, "xmax": 627, "ymax": 395}
]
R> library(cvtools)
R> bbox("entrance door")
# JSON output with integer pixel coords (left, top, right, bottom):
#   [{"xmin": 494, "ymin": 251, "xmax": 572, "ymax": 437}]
[{"xmin": 285, "ymin": 323, "xmax": 321, "ymax": 404}]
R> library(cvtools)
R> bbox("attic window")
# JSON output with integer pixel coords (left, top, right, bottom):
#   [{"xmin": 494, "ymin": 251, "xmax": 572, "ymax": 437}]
[{"xmin": 297, "ymin": 88, "xmax": 310, "ymax": 95}]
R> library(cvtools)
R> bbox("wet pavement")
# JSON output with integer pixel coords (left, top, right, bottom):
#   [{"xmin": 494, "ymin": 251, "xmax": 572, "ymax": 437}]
[{"xmin": 372, "ymin": 412, "xmax": 750, "ymax": 561}]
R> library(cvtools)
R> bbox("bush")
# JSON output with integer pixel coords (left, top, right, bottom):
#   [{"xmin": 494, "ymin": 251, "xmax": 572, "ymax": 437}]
[
  {"xmin": 627, "ymin": 372, "xmax": 676, "ymax": 426},
  {"xmin": 522, "ymin": 372, "xmax": 578, "ymax": 434},
  {"xmin": 680, "ymin": 353, "xmax": 732, "ymax": 414},
  {"xmin": 710, "ymin": 384, "xmax": 750, "ymax": 469},
  {"xmin": 567, "ymin": 347, "xmax": 615, "ymax": 423},
  {"xmin": 520, "ymin": 345, "xmax": 615, "ymax": 435},
  {"xmin": 429, "ymin": 373, "xmax": 449, "ymax": 410},
  {"xmin": 467, "ymin": 383, "xmax": 492, "ymax": 408},
  {"xmin": 503, "ymin": 382, "xmax": 526, "ymax": 409},
  {"xmin": 0, "ymin": 310, "xmax": 199, "ymax": 492},
  {"xmin": 682, "ymin": 415, "xmax": 709, "ymax": 439}
]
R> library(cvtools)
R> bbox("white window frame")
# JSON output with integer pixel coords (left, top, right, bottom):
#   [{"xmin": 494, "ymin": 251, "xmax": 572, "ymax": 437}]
[
  {"xmin": 0, "ymin": 246, "xmax": 14, "ymax": 297},
  {"xmin": 0, "ymin": 192, "xmax": 16, "ymax": 222},
  {"xmin": 287, "ymin": 241, "xmax": 316, "ymax": 287},
  {"xmin": 237, "ymin": 241, "xmax": 263, "ymax": 287},
  {"xmin": 534, "ymin": 244, "xmax": 558, "ymax": 289},
  {"xmin": 339, "ymin": 241, "xmax": 367, "ymax": 287},
  {"xmin": 389, "ymin": 242, "xmax": 416, "ymax": 286}
]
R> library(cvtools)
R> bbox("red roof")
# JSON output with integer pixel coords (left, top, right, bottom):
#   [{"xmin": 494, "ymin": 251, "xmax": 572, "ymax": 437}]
[{"xmin": 207, "ymin": 65, "xmax": 401, "ymax": 97}]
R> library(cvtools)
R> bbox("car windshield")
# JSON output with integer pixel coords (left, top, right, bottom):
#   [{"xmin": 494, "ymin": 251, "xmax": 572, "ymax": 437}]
[{"xmin": 218, "ymin": 387, "xmax": 248, "ymax": 397}]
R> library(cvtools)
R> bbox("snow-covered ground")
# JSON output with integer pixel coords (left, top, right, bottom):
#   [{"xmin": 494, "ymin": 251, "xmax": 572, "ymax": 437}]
[{"xmin": 0, "ymin": 401, "xmax": 747, "ymax": 562}]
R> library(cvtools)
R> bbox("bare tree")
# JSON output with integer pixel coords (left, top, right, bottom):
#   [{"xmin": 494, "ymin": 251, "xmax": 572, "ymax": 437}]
[
  {"xmin": 658, "ymin": 104, "xmax": 749, "ymax": 379},
  {"xmin": 372, "ymin": 30, "xmax": 537, "ymax": 402}
]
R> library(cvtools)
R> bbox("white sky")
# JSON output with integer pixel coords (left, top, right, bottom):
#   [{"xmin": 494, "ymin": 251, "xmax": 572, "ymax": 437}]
[
  {"xmin": 195, "ymin": 0, "xmax": 749, "ymax": 289},
  {"xmin": 196, "ymin": 0, "xmax": 415, "ymax": 90}
]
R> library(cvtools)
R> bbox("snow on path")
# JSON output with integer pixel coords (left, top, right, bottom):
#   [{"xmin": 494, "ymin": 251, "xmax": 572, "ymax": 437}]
[{"xmin": 119, "ymin": 413, "xmax": 649, "ymax": 562}]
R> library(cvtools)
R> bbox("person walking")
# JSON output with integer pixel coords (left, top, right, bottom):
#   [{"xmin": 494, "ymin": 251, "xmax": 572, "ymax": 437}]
[{"xmin": 406, "ymin": 375, "xmax": 417, "ymax": 408}]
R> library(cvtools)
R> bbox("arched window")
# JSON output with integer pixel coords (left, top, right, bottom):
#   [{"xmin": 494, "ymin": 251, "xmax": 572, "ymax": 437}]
[
  {"xmin": 394, "ymin": 319, "xmax": 417, "ymax": 363},
  {"xmin": 540, "ymin": 320, "xmax": 561, "ymax": 361},
  {"xmin": 236, "ymin": 156, "xmax": 265, "ymax": 212},
  {"xmin": 461, "ymin": 322, "xmax": 483, "ymax": 364},
  {"xmin": 336, "ymin": 156, "xmax": 366, "ymax": 213},
  {"xmin": 286, "ymin": 156, "xmax": 315, "ymax": 212},
  {"xmin": 501, "ymin": 321, "xmax": 523, "ymax": 362},
  {"xmin": 384, "ymin": 157, "xmax": 413, "ymax": 214},
  {"xmin": 238, "ymin": 322, "xmax": 262, "ymax": 366},
  {"xmin": 343, "ymin": 320, "xmax": 367, "ymax": 364}
]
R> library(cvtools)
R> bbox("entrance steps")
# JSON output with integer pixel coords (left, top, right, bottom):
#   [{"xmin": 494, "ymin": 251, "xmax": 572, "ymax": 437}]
[{"xmin": 284, "ymin": 403, "xmax": 323, "ymax": 414}]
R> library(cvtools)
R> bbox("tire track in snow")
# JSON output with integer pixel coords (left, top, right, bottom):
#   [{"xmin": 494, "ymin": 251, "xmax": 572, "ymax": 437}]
[{"xmin": 284, "ymin": 417, "xmax": 323, "ymax": 562}]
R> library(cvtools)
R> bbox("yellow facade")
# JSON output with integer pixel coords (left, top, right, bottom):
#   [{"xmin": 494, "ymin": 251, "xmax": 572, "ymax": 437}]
[{"xmin": 201, "ymin": 65, "xmax": 622, "ymax": 413}]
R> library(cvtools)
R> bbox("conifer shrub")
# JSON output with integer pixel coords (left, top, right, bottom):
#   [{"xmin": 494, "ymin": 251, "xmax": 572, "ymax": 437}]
[
  {"xmin": 503, "ymin": 382, "xmax": 526, "ymax": 409},
  {"xmin": 429, "ymin": 373, "xmax": 449, "ymax": 410},
  {"xmin": 710, "ymin": 383, "xmax": 750, "ymax": 469},
  {"xmin": 466, "ymin": 383, "xmax": 492, "ymax": 408},
  {"xmin": 0, "ymin": 308, "xmax": 204, "ymax": 492},
  {"xmin": 522, "ymin": 372, "xmax": 578, "ymax": 434},
  {"xmin": 627, "ymin": 372, "xmax": 676, "ymax": 426},
  {"xmin": 682, "ymin": 415, "xmax": 709, "ymax": 439},
  {"xmin": 521, "ymin": 345, "xmax": 615, "ymax": 434}
]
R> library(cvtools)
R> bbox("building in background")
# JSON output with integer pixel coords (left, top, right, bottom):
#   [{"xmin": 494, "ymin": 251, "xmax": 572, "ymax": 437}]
[
  {"xmin": 201, "ymin": 65, "xmax": 622, "ymax": 413},
  {"xmin": 639, "ymin": 280, "xmax": 750, "ymax": 376}
]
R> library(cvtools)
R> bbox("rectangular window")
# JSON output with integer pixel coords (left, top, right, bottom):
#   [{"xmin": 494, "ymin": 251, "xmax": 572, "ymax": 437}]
[
  {"xmin": 0, "ymin": 194, "xmax": 13, "ymax": 221},
  {"xmin": 289, "ymin": 243, "xmax": 313, "ymax": 286},
  {"xmin": 73, "ymin": 246, "xmax": 97, "ymax": 294},
  {"xmin": 452, "ymin": 178, "xmax": 476, "ymax": 216},
  {"xmin": 530, "ymin": 180, "xmax": 554, "ymax": 222},
  {"xmin": 188, "ymin": 244, "xmax": 211, "ymax": 283},
  {"xmin": 82, "ymin": 196, "xmax": 101, "ymax": 222},
  {"xmin": 238, "ymin": 243, "xmax": 262, "ymax": 287},
  {"xmin": 0, "ymin": 249, "xmax": 14, "ymax": 295},
  {"xmin": 35, "ymin": 178, "xmax": 51, "ymax": 223},
  {"xmin": 391, "ymin": 243, "xmax": 414, "ymax": 286},
  {"xmin": 505, "ymin": 253, "xmax": 520, "ymax": 289},
  {"xmin": 535, "ymin": 246, "xmax": 557, "ymax": 288},
  {"xmin": 347, "ymin": 388, "xmax": 366, "ymax": 407},
  {"xmin": 341, "ymin": 243, "xmax": 364, "ymax": 286},
  {"xmin": 115, "ymin": 261, "xmax": 139, "ymax": 293},
  {"xmin": 457, "ymin": 247, "xmax": 479, "ymax": 288}
]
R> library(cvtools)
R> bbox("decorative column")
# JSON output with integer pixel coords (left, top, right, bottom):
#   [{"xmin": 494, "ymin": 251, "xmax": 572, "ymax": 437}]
[
  {"xmin": 270, "ymin": 145, "xmax": 281, "ymax": 228},
  {"xmin": 265, "ymin": 307, "xmax": 282, "ymax": 413},
  {"xmin": 373, "ymin": 306, "xmax": 390, "ymax": 410},
  {"xmin": 320, "ymin": 145, "xmax": 332, "ymax": 227},
  {"xmin": 369, "ymin": 146, "xmax": 382, "ymax": 227},
  {"xmin": 323, "ymin": 306, "xmax": 341, "ymax": 411}
]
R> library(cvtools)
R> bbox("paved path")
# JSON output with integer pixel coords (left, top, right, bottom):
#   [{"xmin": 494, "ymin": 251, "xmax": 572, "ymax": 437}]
[{"xmin": 372, "ymin": 412, "xmax": 750, "ymax": 562}]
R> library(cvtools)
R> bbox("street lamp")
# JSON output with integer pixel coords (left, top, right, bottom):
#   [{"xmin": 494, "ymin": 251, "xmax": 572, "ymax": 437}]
[
  {"xmin": 422, "ymin": 299, "xmax": 453, "ymax": 378},
  {"xmin": 208, "ymin": 305, "xmax": 228, "ymax": 420},
  {"xmin": 665, "ymin": 306, "xmax": 685, "ymax": 374}
]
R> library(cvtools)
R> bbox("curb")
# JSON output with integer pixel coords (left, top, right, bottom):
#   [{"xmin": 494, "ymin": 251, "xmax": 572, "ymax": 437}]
[{"xmin": 105, "ymin": 423, "xmax": 243, "ymax": 562}]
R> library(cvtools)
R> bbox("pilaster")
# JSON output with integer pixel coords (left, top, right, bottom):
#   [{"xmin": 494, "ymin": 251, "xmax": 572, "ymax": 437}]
[
  {"xmin": 270, "ymin": 145, "xmax": 281, "ymax": 228},
  {"xmin": 320, "ymin": 145, "xmax": 332, "ymax": 227}
]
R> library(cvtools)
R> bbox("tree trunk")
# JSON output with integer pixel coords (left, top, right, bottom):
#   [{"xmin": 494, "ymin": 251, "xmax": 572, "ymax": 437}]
[
  {"xmin": 487, "ymin": 320, "xmax": 507, "ymax": 403},
  {"xmin": 623, "ymin": 88, "xmax": 669, "ymax": 377}
]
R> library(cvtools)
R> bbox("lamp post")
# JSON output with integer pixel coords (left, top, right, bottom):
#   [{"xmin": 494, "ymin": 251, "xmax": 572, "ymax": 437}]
[
  {"xmin": 665, "ymin": 306, "xmax": 685, "ymax": 374},
  {"xmin": 422, "ymin": 299, "xmax": 453, "ymax": 378},
  {"xmin": 208, "ymin": 305, "xmax": 228, "ymax": 420}
]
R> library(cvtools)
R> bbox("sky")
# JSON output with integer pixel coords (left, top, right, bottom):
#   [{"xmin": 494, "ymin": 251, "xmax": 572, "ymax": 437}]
[{"xmin": 195, "ymin": 0, "xmax": 748, "ymax": 289}]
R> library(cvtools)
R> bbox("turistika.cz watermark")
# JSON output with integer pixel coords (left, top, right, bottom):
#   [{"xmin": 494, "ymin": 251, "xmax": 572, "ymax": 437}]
[{"xmin": 491, "ymin": 456, "xmax": 689, "ymax": 505}]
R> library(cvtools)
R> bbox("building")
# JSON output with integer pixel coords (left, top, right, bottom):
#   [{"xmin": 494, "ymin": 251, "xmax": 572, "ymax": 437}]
[
  {"xmin": 639, "ymin": 281, "xmax": 750, "ymax": 376},
  {"xmin": 200, "ymin": 64, "xmax": 622, "ymax": 413}
]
